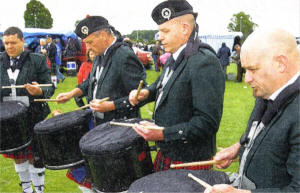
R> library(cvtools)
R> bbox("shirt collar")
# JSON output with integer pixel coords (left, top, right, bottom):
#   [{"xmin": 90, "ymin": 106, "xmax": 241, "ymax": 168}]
[
  {"xmin": 104, "ymin": 36, "xmax": 117, "ymax": 56},
  {"xmin": 172, "ymin": 43, "xmax": 187, "ymax": 61},
  {"xmin": 269, "ymin": 71, "xmax": 300, "ymax": 101}
]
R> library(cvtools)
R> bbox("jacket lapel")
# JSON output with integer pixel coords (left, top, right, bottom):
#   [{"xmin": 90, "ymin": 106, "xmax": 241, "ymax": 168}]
[
  {"xmin": 243, "ymin": 104, "xmax": 286, "ymax": 171},
  {"xmin": 155, "ymin": 58, "xmax": 188, "ymax": 110},
  {"xmin": 96, "ymin": 57, "xmax": 111, "ymax": 92}
]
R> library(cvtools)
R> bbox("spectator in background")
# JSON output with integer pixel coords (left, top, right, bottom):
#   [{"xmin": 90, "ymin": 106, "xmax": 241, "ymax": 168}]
[
  {"xmin": 231, "ymin": 44, "xmax": 244, "ymax": 82},
  {"xmin": 63, "ymin": 36, "xmax": 81, "ymax": 58},
  {"xmin": 123, "ymin": 37, "xmax": 133, "ymax": 48},
  {"xmin": 232, "ymin": 35, "xmax": 241, "ymax": 51},
  {"xmin": 151, "ymin": 40, "xmax": 162, "ymax": 72},
  {"xmin": 217, "ymin": 42, "xmax": 231, "ymax": 77},
  {"xmin": 54, "ymin": 38, "xmax": 65, "ymax": 83},
  {"xmin": 75, "ymin": 50, "xmax": 96, "ymax": 107},
  {"xmin": 34, "ymin": 38, "xmax": 47, "ymax": 55},
  {"xmin": 0, "ymin": 38, "xmax": 5, "ymax": 52},
  {"xmin": 45, "ymin": 35, "xmax": 57, "ymax": 75},
  {"xmin": 78, "ymin": 50, "xmax": 95, "ymax": 84}
]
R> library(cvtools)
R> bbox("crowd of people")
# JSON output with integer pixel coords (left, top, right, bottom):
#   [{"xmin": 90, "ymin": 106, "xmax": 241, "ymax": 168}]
[{"xmin": 1, "ymin": 0, "xmax": 300, "ymax": 193}]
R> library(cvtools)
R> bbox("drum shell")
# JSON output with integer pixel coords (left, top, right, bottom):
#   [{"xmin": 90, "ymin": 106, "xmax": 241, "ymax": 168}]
[
  {"xmin": 80, "ymin": 118, "xmax": 154, "ymax": 192},
  {"xmin": 85, "ymin": 137, "xmax": 153, "ymax": 192},
  {"xmin": 0, "ymin": 101, "xmax": 32, "ymax": 153},
  {"xmin": 34, "ymin": 110, "xmax": 91, "ymax": 169}
]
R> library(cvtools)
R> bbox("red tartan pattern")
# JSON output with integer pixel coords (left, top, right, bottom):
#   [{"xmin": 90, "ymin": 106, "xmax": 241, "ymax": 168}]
[
  {"xmin": 2, "ymin": 145, "xmax": 33, "ymax": 160},
  {"xmin": 66, "ymin": 168, "xmax": 91, "ymax": 189},
  {"xmin": 153, "ymin": 151, "xmax": 213, "ymax": 171}
]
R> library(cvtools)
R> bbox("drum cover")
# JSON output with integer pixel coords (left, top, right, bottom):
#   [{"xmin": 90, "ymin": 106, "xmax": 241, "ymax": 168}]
[
  {"xmin": 34, "ymin": 110, "xmax": 92, "ymax": 169},
  {"xmin": 0, "ymin": 101, "xmax": 31, "ymax": 153},
  {"xmin": 128, "ymin": 169, "xmax": 230, "ymax": 192},
  {"xmin": 80, "ymin": 118, "xmax": 154, "ymax": 192}
]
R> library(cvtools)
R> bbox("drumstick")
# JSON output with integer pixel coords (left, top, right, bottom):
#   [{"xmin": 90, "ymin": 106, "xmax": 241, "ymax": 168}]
[
  {"xmin": 2, "ymin": 84, "xmax": 53, "ymax": 89},
  {"xmin": 76, "ymin": 97, "xmax": 110, "ymax": 110},
  {"xmin": 34, "ymin": 99, "xmax": 59, "ymax": 102},
  {"xmin": 170, "ymin": 158, "xmax": 239, "ymax": 168},
  {"xmin": 136, "ymin": 80, "xmax": 144, "ymax": 99},
  {"xmin": 188, "ymin": 173, "xmax": 212, "ymax": 189},
  {"xmin": 109, "ymin": 121, "xmax": 165, "ymax": 131}
]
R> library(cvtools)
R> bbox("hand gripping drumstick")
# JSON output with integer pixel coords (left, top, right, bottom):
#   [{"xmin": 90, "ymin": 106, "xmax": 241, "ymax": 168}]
[
  {"xmin": 76, "ymin": 97, "xmax": 110, "ymax": 110},
  {"xmin": 109, "ymin": 121, "xmax": 164, "ymax": 131},
  {"xmin": 170, "ymin": 158, "xmax": 238, "ymax": 168},
  {"xmin": 188, "ymin": 173, "xmax": 212, "ymax": 189},
  {"xmin": 136, "ymin": 80, "xmax": 144, "ymax": 99},
  {"xmin": 2, "ymin": 84, "xmax": 53, "ymax": 89}
]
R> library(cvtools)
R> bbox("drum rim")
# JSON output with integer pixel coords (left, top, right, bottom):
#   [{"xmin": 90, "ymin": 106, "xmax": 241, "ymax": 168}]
[
  {"xmin": 44, "ymin": 159, "xmax": 85, "ymax": 170},
  {"xmin": 0, "ymin": 139, "xmax": 32, "ymax": 154}
]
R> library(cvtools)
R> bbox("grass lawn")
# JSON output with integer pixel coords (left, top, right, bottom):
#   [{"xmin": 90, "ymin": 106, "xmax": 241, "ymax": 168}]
[{"xmin": 0, "ymin": 63, "xmax": 255, "ymax": 192}]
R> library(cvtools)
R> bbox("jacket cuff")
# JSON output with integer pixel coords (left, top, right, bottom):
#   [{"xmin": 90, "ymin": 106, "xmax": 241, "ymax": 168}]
[{"xmin": 163, "ymin": 124, "xmax": 188, "ymax": 143}]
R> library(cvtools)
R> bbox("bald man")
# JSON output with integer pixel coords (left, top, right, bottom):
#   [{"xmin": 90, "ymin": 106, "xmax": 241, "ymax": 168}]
[
  {"xmin": 205, "ymin": 28, "xmax": 300, "ymax": 193},
  {"xmin": 129, "ymin": 0, "xmax": 225, "ymax": 171}
]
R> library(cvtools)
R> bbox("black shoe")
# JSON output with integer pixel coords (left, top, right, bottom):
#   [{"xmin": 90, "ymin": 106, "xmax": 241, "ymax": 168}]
[{"xmin": 61, "ymin": 78, "xmax": 65, "ymax": 83}]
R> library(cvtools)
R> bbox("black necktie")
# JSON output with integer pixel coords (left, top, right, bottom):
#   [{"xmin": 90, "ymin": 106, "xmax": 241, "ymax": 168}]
[
  {"xmin": 11, "ymin": 58, "xmax": 18, "ymax": 72},
  {"xmin": 168, "ymin": 55, "xmax": 176, "ymax": 71}
]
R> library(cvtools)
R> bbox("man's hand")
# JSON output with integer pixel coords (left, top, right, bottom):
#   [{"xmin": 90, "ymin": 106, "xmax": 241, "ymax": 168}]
[
  {"xmin": 204, "ymin": 184, "xmax": 251, "ymax": 193},
  {"xmin": 89, "ymin": 100, "xmax": 115, "ymax": 113},
  {"xmin": 132, "ymin": 121, "xmax": 164, "ymax": 141},
  {"xmin": 24, "ymin": 82, "xmax": 43, "ymax": 96},
  {"xmin": 56, "ymin": 92, "xmax": 73, "ymax": 104},
  {"xmin": 214, "ymin": 143, "xmax": 241, "ymax": 169},
  {"xmin": 129, "ymin": 88, "xmax": 149, "ymax": 106}
]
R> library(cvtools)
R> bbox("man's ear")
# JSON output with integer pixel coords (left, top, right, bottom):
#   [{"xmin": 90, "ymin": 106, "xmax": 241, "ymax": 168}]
[
  {"xmin": 182, "ymin": 23, "xmax": 190, "ymax": 36},
  {"xmin": 274, "ymin": 55, "xmax": 287, "ymax": 73}
]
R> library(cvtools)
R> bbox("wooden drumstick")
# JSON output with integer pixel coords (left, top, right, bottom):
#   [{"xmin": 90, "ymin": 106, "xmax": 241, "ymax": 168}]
[
  {"xmin": 76, "ymin": 97, "xmax": 110, "ymax": 110},
  {"xmin": 136, "ymin": 80, "xmax": 144, "ymax": 99},
  {"xmin": 170, "ymin": 158, "xmax": 238, "ymax": 168},
  {"xmin": 109, "ymin": 121, "xmax": 165, "ymax": 131},
  {"xmin": 188, "ymin": 173, "xmax": 212, "ymax": 189},
  {"xmin": 2, "ymin": 84, "xmax": 53, "ymax": 89},
  {"xmin": 34, "ymin": 99, "xmax": 59, "ymax": 102}
]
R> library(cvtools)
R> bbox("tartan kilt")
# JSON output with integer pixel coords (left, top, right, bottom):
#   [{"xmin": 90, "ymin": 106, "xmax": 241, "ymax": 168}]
[
  {"xmin": 153, "ymin": 151, "xmax": 213, "ymax": 171},
  {"xmin": 2, "ymin": 145, "xmax": 33, "ymax": 160},
  {"xmin": 66, "ymin": 166, "xmax": 91, "ymax": 189}
]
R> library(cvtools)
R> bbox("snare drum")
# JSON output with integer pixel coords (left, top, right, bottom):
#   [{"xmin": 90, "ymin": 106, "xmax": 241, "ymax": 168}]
[
  {"xmin": 0, "ymin": 101, "xmax": 32, "ymax": 153},
  {"xmin": 34, "ymin": 110, "xmax": 92, "ymax": 170},
  {"xmin": 128, "ymin": 169, "xmax": 230, "ymax": 192},
  {"xmin": 79, "ymin": 118, "xmax": 154, "ymax": 192}
]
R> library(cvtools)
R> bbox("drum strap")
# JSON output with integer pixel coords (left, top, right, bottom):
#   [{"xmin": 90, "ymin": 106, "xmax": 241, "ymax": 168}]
[
  {"xmin": 4, "ymin": 68, "xmax": 30, "ymax": 106},
  {"xmin": 6, "ymin": 68, "xmax": 19, "ymax": 99}
]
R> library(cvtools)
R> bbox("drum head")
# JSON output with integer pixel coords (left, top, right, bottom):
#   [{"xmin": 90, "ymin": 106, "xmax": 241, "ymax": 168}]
[
  {"xmin": 128, "ymin": 169, "xmax": 230, "ymax": 192},
  {"xmin": 34, "ymin": 110, "xmax": 92, "ymax": 134},
  {"xmin": 0, "ymin": 101, "xmax": 27, "ymax": 121},
  {"xmin": 80, "ymin": 118, "xmax": 143, "ymax": 156}
]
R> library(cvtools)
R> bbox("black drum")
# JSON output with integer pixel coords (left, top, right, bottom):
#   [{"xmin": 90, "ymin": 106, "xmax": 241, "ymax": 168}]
[
  {"xmin": 34, "ymin": 110, "xmax": 92, "ymax": 170},
  {"xmin": 79, "ymin": 118, "xmax": 154, "ymax": 192},
  {"xmin": 0, "ymin": 101, "xmax": 32, "ymax": 153},
  {"xmin": 128, "ymin": 169, "xmax": 230, "ymax": 192}
]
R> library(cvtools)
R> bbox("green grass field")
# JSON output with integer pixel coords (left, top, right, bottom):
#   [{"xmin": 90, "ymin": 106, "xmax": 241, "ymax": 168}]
[{"xmin": 0, "ymin": 63, "xmax": 255, "ymax": 192}]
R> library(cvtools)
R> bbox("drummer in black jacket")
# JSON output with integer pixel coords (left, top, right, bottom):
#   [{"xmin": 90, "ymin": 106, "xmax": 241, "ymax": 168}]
[
  {"xmin": 56, "ymin": 15, "xmax": 146, "ymax": 191},
  {"xmin": 129, "ymin": 0, "xmax": 225, "ymax": 171},
  {"xmin": 0, "ymin": 27, "xmax": 54, "ymax": 193}
]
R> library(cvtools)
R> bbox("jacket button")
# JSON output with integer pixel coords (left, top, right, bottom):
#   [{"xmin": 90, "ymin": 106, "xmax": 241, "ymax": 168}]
[
  {"xmin": 178, "ymin": 130, "xmax": 183, "ymax": 135},
  {"xmin": 123, "ymin": 100, "xmax": 126, "ymax": 104}
]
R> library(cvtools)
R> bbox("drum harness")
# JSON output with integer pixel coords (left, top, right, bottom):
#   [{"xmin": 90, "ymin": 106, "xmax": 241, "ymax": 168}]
[{"xmin": 3, "ymin": 53, "xmax": 30, "ymax": 107}]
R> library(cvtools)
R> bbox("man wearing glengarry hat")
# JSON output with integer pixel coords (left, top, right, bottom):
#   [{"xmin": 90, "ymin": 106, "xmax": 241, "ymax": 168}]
[
  {"xmin": 56, "ymin": 15, "xmax": 146, "ymax": 191},
  {"xmin": 130, "ymin": 0, "xmax": 225, "ymax": 171}
]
